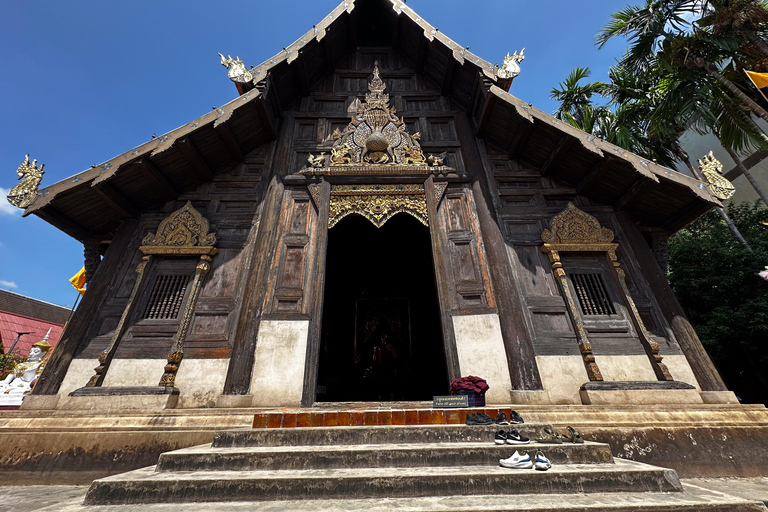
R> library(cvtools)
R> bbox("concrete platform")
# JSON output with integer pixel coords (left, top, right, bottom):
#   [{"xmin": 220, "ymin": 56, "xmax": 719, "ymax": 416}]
[
  {"xmin": 84, "ymin": 459, "xmax": 682, "ymax": 504},
  {"xmin": 1, "ymin": 403, "xmax": 767, "ymax": 483},
  {"xmin": 2, "ymin": 481, "xmax": 766, "ymax": 511}
]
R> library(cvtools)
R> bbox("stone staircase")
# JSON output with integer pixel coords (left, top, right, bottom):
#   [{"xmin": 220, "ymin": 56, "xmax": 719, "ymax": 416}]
[{"xmin": 78, "ymin": 422, "xmax": 768, "ymax": 511}]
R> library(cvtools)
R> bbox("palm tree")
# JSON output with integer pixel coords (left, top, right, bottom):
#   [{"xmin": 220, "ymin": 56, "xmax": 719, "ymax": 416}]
[
  {"xmin": 550, "ymin": 67, "xmax": 608, "ymax": 126},
  {"xmin": 597, "ymin": 0, "xmax": 768, "ymax": 125},
  {"xmin": 698, "ymin": 0, "xmax": 768, "ymax": 58}
]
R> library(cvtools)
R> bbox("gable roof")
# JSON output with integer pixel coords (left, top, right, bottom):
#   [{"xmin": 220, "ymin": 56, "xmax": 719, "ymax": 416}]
[{"xmin": 18, "ymin": 0, "xmax": 718, "ymax": 240}]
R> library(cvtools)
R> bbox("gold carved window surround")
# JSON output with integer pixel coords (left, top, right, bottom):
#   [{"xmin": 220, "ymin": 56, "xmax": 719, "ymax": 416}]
[
  {"xmin": 541, "ymin": 203, "xmax": 673, "ymax": 382},
  {"xmin": 85, "ymin": 201, "xmax": 217, "ymax": 389}
]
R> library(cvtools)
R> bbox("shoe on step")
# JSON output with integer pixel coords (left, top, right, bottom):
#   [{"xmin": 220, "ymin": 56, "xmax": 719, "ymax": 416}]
[
  {"xmin": 466, "ymin": 413, "xmax": 494, "ymax": 425},
  {"xmin": 494, "ymin": 430, "xmax": 509, "ymax": 445},
  {"xmin": 495, "ymin": 412, "xmax": 509, "ymax": 425},
  {"xmin": 535, "ymin": 426, "xmax": 563, "ymax": 444},
  {"xmin": 509, "ymin": 410, "xmax": 524, "ymax": 424},
  {"xmin": 505, "ymin": 429, "xmax": 530, "ymax": 445},
  {"xmin": 500, "ymin": 450, "xmax": 533, "ymax": 469},
  {"xmin": 534, "ymin": 450, "xmax": 552, "ymax": 471}
]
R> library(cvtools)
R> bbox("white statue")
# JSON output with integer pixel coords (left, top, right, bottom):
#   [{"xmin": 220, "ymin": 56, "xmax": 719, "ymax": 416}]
[
  {"xmin": 498, "ymin": 48, "xmax": 525, "ymax": 79},
  {"xmin": 0, "ymin": 330, "xmax": 51, "ymax": 397}
]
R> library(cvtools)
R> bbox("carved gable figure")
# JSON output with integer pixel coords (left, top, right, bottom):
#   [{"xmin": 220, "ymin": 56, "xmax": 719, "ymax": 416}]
[{"xmin": 142, "ymin": 201, "xmax": 217, "ymax": 250}]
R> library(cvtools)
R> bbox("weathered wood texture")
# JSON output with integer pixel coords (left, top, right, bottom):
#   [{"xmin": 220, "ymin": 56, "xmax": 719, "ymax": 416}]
[
  {"xmin": 477, "ymin": 141, "xmax": 684, "ymax": 361},
  {"xmin": 53, "ymin": 44, "xmax": 713, "ymax": 399},
  {"xmin": 614, "ymin": 212, "xmax": 727, "ymax": 390},
  {"xmin": 74, "ymin": 152, "xmax": 271, "ymax": 364},
  {"xmin": 301, "ymin": 180, "xmax": 331, "ymax": 406},
  {"xmin": 455, "ymin": 111, "xmax": 543, "ymax": 390},
  {"xmin": 32, "ymin": 220, "xmax": 140, "ymax": 395}
]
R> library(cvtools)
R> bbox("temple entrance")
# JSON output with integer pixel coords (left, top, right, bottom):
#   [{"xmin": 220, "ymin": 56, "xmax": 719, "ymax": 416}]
[{"xmin": 316, "ymin": 213, "xmax": 447, "ymax": 402}]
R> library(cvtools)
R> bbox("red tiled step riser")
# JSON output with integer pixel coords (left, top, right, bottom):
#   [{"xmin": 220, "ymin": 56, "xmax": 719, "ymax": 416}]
[{"xmin": 253, "ymin": 408, "xmax": 513, "ymax": 429}]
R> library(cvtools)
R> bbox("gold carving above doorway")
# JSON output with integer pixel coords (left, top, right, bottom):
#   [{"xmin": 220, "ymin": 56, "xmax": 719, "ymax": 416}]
[
  {"xmin": 328, "ymin": 184, "xmax": 428, "ymax": 228},
  {"xmin": 300, "ymin": 62, "xmax": 453, "ymax": 176}
]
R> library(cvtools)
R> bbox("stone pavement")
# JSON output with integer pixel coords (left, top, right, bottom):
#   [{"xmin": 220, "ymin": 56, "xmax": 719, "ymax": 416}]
[{"xmin": 1, "ymin": 478, "xmax": 766, "ymax": 511}]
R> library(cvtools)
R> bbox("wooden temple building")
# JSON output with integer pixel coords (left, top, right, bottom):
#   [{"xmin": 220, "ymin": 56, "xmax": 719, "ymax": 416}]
[{"xmin": 11, "ymin": 0, "xmax": 739, "ymax": 414}]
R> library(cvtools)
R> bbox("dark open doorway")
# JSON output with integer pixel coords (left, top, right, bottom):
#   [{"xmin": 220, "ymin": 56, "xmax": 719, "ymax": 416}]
[{"xmin": 316, "ymin": 213, "xmax": 447, "ymax": 402}]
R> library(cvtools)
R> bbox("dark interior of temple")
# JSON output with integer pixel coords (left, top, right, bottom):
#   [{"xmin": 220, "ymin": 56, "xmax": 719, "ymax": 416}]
[{"xmin": 316, "ymin": 213, "xmax": 447, "ymax": 402}]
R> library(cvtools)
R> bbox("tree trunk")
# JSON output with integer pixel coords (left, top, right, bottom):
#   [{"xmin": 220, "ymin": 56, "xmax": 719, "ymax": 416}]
[
  {"xmin": 748, "ymin": 32, "xmax": 768, "ymax": 60},
  {"xmin": 682, "ymin": 155, "xmax": 753, "ymax": 251},
  {"xmin": 699, "ymin": 60, "xmax": 768, "ymax": 124},
  {"xmin": 723, "ymin": 146, "xmax": 768, "ymax": 207}
]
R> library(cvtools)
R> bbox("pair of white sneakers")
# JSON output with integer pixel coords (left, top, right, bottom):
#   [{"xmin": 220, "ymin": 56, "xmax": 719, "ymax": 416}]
[{"xmin": 499, "ymin": 450, "xmax": 551, "ymax": 471}]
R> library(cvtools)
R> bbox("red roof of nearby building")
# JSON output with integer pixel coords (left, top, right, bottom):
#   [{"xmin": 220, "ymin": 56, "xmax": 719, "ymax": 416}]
[
  {"xmin": 0, "ymin": 311, "xmax": 64, "ymax": 356},
  {"xmin": 0, "ymin": 290, "xmax": 70, "ymax": 356}
]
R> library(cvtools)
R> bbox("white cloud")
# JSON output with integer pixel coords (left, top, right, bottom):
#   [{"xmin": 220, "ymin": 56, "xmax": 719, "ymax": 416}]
[
  {"xmin": 0, "ymin": 188, "xmax": 21, "ymax": 216},
  {"xmin": 0, "ymin": 280, "xmax": 18, "ymax": 289}
]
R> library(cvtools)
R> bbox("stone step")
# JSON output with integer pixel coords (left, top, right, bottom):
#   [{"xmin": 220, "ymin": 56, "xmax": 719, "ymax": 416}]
[
  {"xmin": 213, "ymin": 424, "xmax": 557, "ymax": 447},
  {"xmin": 84, "ymin": 459, "xmax": 681, "ymax": 505},
  {"xmin": 156, "ymin": 440, "xmax": 614, "ymax": 472},
  {"xmin": 61, "ymin": 491, "xmax": 768, "ymax": 512}
]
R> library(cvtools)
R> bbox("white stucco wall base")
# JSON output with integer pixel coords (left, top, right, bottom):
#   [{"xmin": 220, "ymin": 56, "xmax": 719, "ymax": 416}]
[
  {"xmin": 175, "ymin": 358, "xmax": 229, "ymax": 408},
  {"xmin": 452, "ymin": 314, "xmax": 513, "ymax": 405},
  {"xmin": 250, "ymin": 320, "xmax": 309, "ymax": 407},
  {"xmin": 102, "ymin": 359, "xmax": 167, "ymax": 388},
  {"xmin": 596, "ymin": 355, "xmax": 657, "ymax": 382},
  {"xmin": 57, "ymin": 358, "xmax": 100, "ymax": 397},
  {"xmin": 662, "ymin": 354, "xmax": 701, "ymax": 390},
  {"xmin": 535, "ymin": 355, "xmax": 588, "ymax": 404}
]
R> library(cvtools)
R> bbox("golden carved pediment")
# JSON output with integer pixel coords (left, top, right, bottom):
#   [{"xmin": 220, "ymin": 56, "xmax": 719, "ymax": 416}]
[
  {"xmin": 301, "ymin": 62, "xmax": 453, "ymax": 176},
  {"xmin": 542, "ymin": 203, "xmax": 614, "ymax": 245},
  {"xmin": 329, "ymin": 184, "xmax": 428, "ymax": 228},
  {"xmin": 140, "ymin": 201, "xmax": 217, "ymax": 256}
]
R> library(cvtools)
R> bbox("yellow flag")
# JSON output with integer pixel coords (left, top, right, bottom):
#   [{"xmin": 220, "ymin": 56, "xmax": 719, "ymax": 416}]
[
  {"xmin": 745, "ymin": 70, "xmax": 768, "ymax": 103},
  {"xmin": 745, "ymin": 70, "xmax": 768, "ymax": 89},
  {"xmin": 69, "ymin": 267, "xmax": 86, "ymax": 295}
]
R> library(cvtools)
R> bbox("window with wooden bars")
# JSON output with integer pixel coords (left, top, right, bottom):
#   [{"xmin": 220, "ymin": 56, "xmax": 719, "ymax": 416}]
[
  {"xmin": 570, "ymin": 273, "xmax": 616, "ymax": 316},
  {"xmin": 142, "ymin": 273, "xmax": 191, "ymax": 320}
]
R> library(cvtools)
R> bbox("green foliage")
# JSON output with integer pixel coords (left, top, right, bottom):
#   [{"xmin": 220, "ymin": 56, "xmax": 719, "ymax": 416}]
[
  {"xmin": 0, "ymin": 350, "xmax": 25, "ymax": 380},
  {"xmin": 669, "ymin": 202, "xmax": 768, "ymax": 402}
]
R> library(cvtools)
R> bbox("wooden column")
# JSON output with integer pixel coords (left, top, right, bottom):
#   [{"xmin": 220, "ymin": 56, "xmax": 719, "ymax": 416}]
[
  {"xmin": 455, "ymin": 112, "xmax": 544, "ymax": 391},
  {"xmin": 83, "ymin": 242, "xmax": 101, "ymax": 284},
  {"xmin": 223, "ymin": 114, "xmax": 290, "ymax": 396},
  {"xmin": 424, "ymin": 176, "xmax": 460, "ymax": 381},
  {"xmin": 301, "ymin": 179, "xmax": 331, "ymax": 406},
  {"xmin": 32, "ymin": 220, "xmax": 140, "ymax": 395},
  {"xmin": 615, "ymin": 212, "xmax": 728, "ymax": 391}
]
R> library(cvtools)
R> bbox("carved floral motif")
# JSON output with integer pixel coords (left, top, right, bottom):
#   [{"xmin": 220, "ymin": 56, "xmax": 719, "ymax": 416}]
[
  {"xmin": 541, "ymin": 203, "xmax": 614, "ymax": 245},
  {"xmin": 141, "ymin": 202, "xmax": 216, "ymax": 250},
  {"xmin": 329, "ymin": 184, "xmax": 428, "ymax": 228},
  {"xmin": 300, "ymin": 62, "xmax": 452, "ymax": 176}
]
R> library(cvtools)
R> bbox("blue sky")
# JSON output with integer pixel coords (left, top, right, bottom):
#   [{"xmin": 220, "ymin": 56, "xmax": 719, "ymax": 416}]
[{"xmin": 0, "ymin": 0, "xmax": 627, "ymax": 307}]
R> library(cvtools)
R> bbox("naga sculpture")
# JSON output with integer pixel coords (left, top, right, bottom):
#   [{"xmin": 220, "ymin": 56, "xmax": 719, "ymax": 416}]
[
  {"xmin": 219, "ymin": 53, "xmax": 253, "ymax": 83},
  {"xmin": 498, "ymin": 49, "xmax": 525, "ymax": 80},
  {"xmin": 7, "ymin": 155, "xmax": 45, "ymax": 209},
  {"xmin": 698, "ymin": 151, "xmax": 735, "ymax": 201}
]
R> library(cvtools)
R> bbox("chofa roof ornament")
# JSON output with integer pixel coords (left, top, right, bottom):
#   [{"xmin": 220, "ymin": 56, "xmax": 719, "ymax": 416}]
[
  {"xmin": 301, "ymin": 61, "xmax": 454, "ymax": 176},
  {"xmin": 7, "ymin": 155, "xmax": 45, "ymax": 209},
  {"xmin": 698, "ymin": 151, "xmax": 735, "ymax": 201},
  {"xmin": 219, "ymin": 53, "xmax": 253, "ymax": 84},
  {"xmin": 498, "ymin": 48, "xmax": 525, "ymax": 80}
]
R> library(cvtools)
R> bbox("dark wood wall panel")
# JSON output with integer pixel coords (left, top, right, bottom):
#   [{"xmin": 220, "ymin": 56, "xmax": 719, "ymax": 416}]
[{"xmin": 73, "ymin": 145, "xmax": 272, "ymax": 361}]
